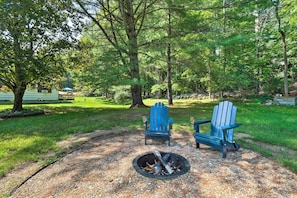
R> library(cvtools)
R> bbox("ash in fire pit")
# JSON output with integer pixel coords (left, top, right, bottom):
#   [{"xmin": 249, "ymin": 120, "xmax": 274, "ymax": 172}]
[{"xmin": 132, "ymin": 151, "xmax": 190, "ymax": 179}]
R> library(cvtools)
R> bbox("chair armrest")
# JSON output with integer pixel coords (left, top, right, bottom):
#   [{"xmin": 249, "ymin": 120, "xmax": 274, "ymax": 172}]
[
  {"xmin": 220, "ymin": 123, "xmax": 241, "ymax": 142},
  {"xmin": 194, "ymin": 120, "xmax": 211, "ymax": 125},
  {"xmin": 143, "ymin": 116, "xmax": 149, "ymax": 130},
  {"xmin": 220, "ymin": 123, "xmax": 241, "ymax": 131},
  {"xmin": 194, "ymin": 120, "xmax": 211, "ymax": 132}
]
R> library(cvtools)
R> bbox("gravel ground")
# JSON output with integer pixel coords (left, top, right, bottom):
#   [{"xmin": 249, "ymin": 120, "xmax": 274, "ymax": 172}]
[{"xmin": 9, "ymin": 130, "xmax": 297, "ymax": 198}]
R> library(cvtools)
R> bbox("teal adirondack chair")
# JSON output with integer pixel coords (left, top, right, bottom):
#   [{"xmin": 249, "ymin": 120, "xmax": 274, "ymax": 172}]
[
  {"xmin": 193, "ymin": 101, "xmax": 241, "ymax": 158},
  {"xmin": 143, "ymin": 102, "xmax": 173, "ymax": 146}
]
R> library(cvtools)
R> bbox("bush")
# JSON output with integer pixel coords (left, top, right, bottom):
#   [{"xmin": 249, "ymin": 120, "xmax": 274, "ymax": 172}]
[
  {"xmin": 110, "ymin": 85, "xmax": 131, "ymax": 104},
  {"xmin": 0, "ymin": 109, "xmax": 45, "ymax": 119},
  {"xmin": 114, "ymin": 90, "xmax": 130, "ymax": 104}
]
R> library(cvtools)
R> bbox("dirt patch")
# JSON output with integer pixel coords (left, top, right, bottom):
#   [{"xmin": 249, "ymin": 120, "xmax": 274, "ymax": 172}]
[
  {"xmin": 7, "ymin": 130, "xmax": 297, "ymax": 198},
  {"xmin": 235, "ymin": 133, "xmax": 296, "ymax": 160},
  {"xmin": 244, "ymin": 139, "xmax": 296, "ymax": 157}
]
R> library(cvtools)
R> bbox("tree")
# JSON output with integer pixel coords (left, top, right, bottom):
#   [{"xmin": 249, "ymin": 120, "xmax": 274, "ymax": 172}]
[
  {"xmin": 273, "ymin": 0, "xmax": 289, "ymax": 96},
  {"xmin": 75, "ymin": 0, "xmax": 159, "ymax": 108},
  {"xmin": 0, "ymin": 0, "xmax": 81, "ymax": 111},
  {"xmin": 166, "ymin": 0, "xmax": 173, "ymax": 105}
]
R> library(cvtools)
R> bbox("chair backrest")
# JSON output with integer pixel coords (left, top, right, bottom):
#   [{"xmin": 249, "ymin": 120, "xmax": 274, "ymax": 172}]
[
  {"xmin": 149, "ymin": 102, "xmax": 169, "ymax": 132},
  {"xmin": 210, "ymin": 101, "xmax": 237, "ymax": 142}
]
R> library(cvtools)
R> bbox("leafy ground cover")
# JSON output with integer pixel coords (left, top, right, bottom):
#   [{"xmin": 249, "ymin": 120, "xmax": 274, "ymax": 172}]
[{"xmin": 0, "ymin": 97, "xmax": 296, "ymax": 179}]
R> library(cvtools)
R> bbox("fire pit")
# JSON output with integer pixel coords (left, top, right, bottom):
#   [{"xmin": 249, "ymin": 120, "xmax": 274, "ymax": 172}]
[{"xmin": 132, "ymin": 151, "xmax": 190, "ymax": 179}]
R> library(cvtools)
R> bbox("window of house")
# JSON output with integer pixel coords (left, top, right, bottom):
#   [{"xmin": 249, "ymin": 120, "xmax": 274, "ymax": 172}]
[{"xmin": 37, "ymin": 84, "xmax": 52, "ymax": 93}]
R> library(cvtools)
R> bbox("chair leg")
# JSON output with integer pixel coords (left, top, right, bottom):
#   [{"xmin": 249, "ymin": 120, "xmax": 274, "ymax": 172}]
[
  {"xmin": 196, "ymin": 142, "xmax": 200, "ymax": 148},
  {"xmin": 168, "ymin": 139, "xmax": 170, "ymax": 146},
  {"xmin": 234, "ymin": 143, "xmax": 240, "ymax": 151},
  {"xmin": 222, "ymin": 146, "xmax": 227, "ymax": 158},
  {"xmin": 145, "ymin": 137, "xmax": 147, "ymax": 145}
]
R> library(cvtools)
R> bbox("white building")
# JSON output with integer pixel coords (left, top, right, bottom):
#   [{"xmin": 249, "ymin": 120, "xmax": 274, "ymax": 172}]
[{"xmin": 0, "ymin": 85, "xmax": 59, "ymax": 101}]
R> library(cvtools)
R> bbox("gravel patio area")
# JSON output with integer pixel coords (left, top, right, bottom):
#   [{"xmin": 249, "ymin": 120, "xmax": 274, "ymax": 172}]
[{"xmin": 10, "ymin": 130, "xmax": 297, "ymax": 198}]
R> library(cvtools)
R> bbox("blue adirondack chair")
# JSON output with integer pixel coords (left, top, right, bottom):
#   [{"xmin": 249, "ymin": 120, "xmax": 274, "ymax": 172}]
[
  {"xmin": 193, "ymin": 101, "xmax": 241, "ymax": 158},
  {"xmin": 143, "ymin": 102, "xmax": 173, "ymax": 146}
]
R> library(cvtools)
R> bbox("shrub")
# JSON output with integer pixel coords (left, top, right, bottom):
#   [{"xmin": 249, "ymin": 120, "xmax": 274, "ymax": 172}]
[{"xmin": 0, "ymin": 109, "xmax": 45, "ymax": 119}]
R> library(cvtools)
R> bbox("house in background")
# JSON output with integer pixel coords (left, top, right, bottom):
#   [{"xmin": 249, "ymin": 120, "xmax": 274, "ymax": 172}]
[{"xmin": 0, "ymin": 84, "xmax": 59, "ymax": 101}]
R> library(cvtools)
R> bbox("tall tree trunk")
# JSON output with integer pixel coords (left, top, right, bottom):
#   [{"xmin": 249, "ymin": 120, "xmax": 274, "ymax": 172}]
[
  {"xmin": 221, "ymin": 0, "xmax": 227, "ymax": 98},
  {"xmin": 281, "ymin": 31, "xmax": 289, "ymax": 96},
  {"xmin": 12, "ymin": 32, "xmax": 26, "ymax": 112},
  {"xmin": 156, "ymin": 68, "xmax": 162, "ymax": 99},
  {"xmin": 254, "ymin": 10, "xmax": 263, "ymax": 95},
  {"xmin": 129, "ymin": 39, "xmax": 144, "ymax": 107},
  {"xmin": 13, "ymin": 62, "xmax": 26, "ymax": 112},
  {"xmin": 207, "ymin": 60, "xmax": 212, "ymax": 100},
  {"xmin": 120, "ymin": 0, "xmax": 145, "ymax": 108},
  {"xmin": 167, "ymin": 1, "xmax": 173, "ymax": 106},
  {"xmin": 275, "ymin": 0, "xmax": 289, "ymax": 96},
  {"xmin": 128, "ymin": 23, "xmax": 143, "ymax": 107},
  {"xmin": 12, "ymin": 84, "xmax": 26, "ymax": 112},
  {"xmin": 167, "ymin": 43, "xmax": 173, "ymax": 105}
]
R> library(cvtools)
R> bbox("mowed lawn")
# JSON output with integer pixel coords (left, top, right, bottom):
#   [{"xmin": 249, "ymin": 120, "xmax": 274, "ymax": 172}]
[{"xmin": 0, "ymin": 97, "xmax": 296, "ymax": 179}]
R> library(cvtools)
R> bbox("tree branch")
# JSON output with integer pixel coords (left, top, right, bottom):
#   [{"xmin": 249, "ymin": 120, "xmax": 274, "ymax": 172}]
[{"xmin": 75, "ymin": 0, "xmax": 118, "ymax": 49}]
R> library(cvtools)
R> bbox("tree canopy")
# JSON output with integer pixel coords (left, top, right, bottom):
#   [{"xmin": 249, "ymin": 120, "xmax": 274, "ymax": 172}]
[
  {"xmin": 1, "ymin": 0, "xmax": 297, "ymax": 109},
  {"xmin": 73, "ymin": 0, "xmax": 296, "ymax": 101},
  {"xmin": 0, "ymin": 0, "xmax": 82, "ymax": 111}
]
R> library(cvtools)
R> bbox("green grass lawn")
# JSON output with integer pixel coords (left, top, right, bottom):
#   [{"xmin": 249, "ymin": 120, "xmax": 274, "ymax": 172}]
[{"xmin": 0, "ymin": 97, "xmax": 296, "ymax": 180}]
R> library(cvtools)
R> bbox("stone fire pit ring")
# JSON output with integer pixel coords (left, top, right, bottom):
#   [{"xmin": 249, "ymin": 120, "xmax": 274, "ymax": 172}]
[{"xmin": 132, "ymin": 151, "xmax": 190, "ymax": 179}]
